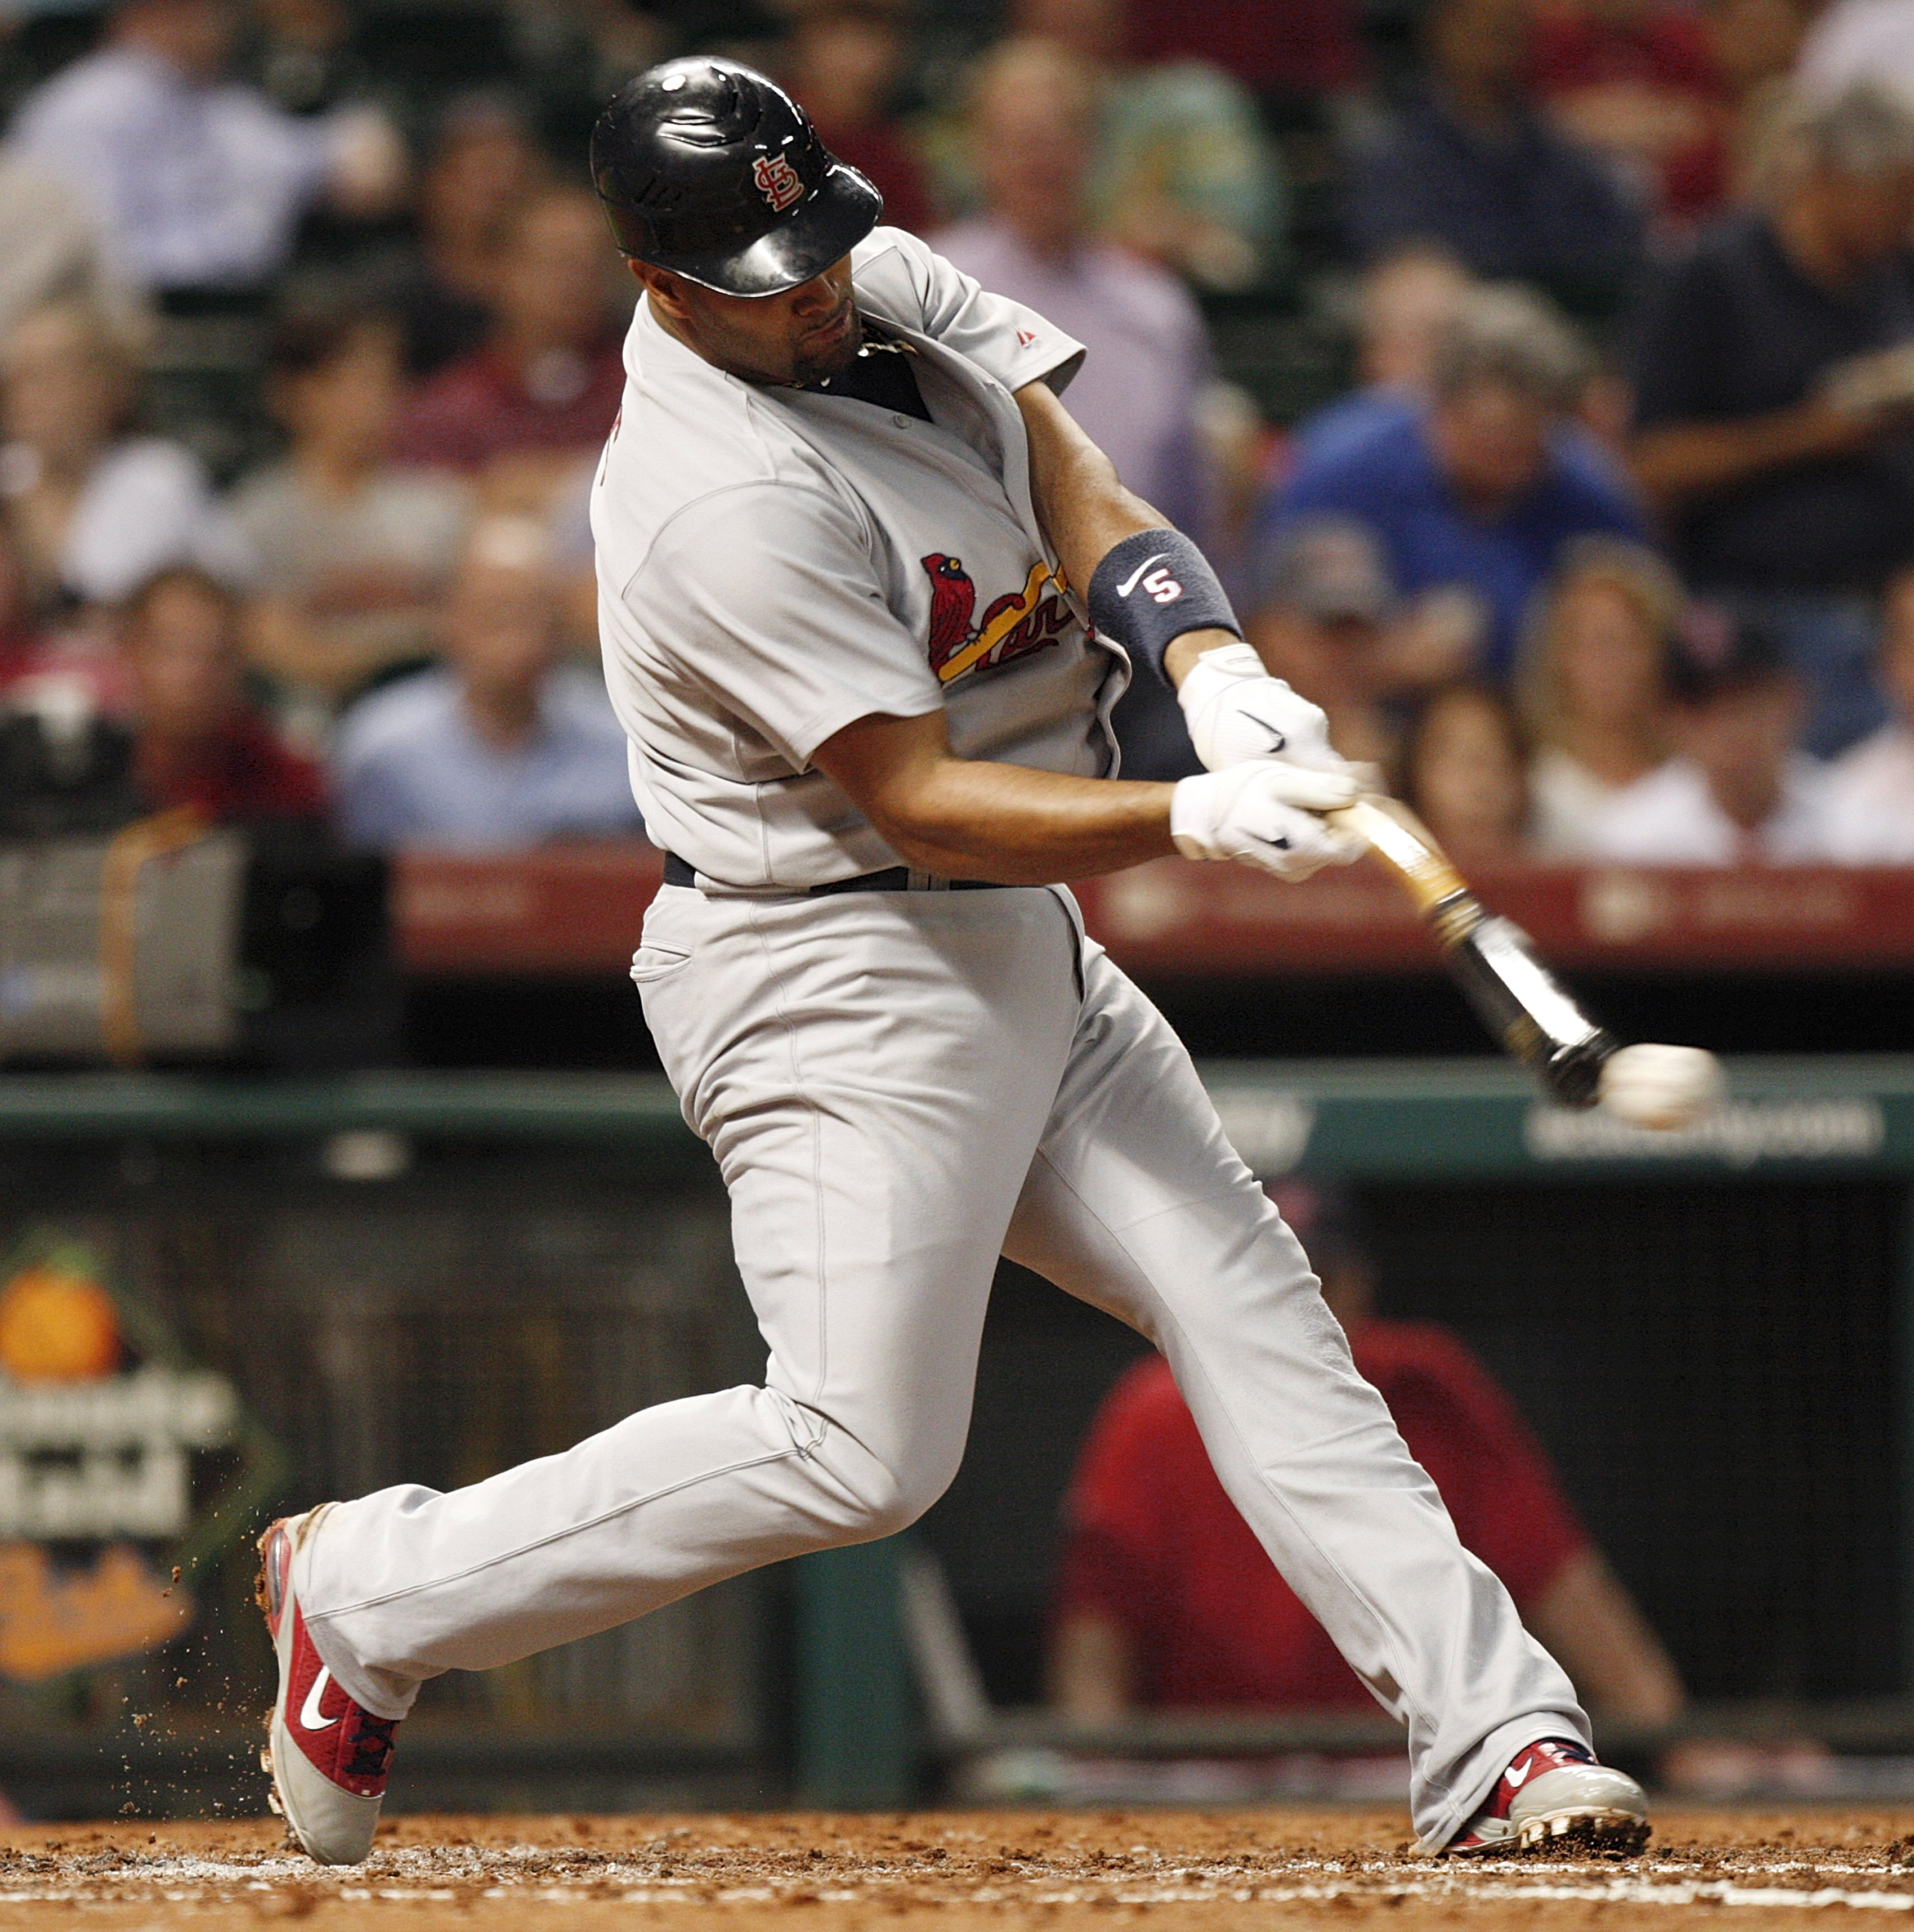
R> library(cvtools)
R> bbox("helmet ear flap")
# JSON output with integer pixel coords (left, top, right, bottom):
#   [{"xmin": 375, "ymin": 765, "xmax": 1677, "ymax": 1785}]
[{"xmin": 591, "ymin": 58, "xmax": 882, "ymax": 298}]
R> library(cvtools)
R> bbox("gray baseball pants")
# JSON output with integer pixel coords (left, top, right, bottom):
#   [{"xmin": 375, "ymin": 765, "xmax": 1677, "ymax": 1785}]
[{"xmin": 298, "ymin": 881, "xmax": 1587, "ymax": 1848}]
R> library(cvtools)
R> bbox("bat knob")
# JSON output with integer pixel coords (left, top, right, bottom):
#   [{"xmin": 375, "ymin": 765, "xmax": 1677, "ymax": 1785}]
[{"xmin": 1539, "ymin": 1032, "xmax": 1622, "ymax": 1110}]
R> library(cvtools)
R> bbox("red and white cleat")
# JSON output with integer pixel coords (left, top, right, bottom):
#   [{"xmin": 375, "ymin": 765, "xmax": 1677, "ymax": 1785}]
[
  {"xmin": 257, "ymin": 1509, "xmax": 401, "ymax": 1866},
  {"xmin": 1443, "ymin": 1738, "xmax": 1649, "ymax": 1857}
]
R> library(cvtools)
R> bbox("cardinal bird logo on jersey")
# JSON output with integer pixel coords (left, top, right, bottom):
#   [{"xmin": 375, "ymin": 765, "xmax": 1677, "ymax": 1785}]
[{"xmin": 921, "ymin": 553, "xmax": 1072, "ymax": 685}]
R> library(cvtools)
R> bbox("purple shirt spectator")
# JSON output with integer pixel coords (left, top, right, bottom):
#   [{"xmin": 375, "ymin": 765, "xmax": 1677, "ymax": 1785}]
[{"xmin": 934, "ymin": 222, "xmax": 1210, "ymax": 536}]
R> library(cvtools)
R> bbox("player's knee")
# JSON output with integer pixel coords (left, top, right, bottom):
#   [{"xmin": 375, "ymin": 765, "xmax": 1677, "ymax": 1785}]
[{"xmin": 837, "ymin": 1454, "xmax": 956, "ymax": 1542}]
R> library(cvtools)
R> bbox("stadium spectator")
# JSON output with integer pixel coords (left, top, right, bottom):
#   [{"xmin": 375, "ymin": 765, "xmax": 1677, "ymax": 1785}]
[
  {"xmin": 1823, "ymin": 564, "xmax": 1914, "ymax": 860},
  {"xmin": 0, "ymin": 299, "xmax": 245, "ymax": 614},
  {"xmin": 394, "ymin": 186, "xmax": 627, "ymax": 502},
  {"xmin": 1260, "ymin": 285, "xmax": 1649, "ymax": 682},
  {"xmin": 1528, "ymin": 0, "xmax": 1728, "ymax": 224},
  {"xmin": 392, "ymin": 93, "xmax": 545, "ymax": 379},
  {"xmin": 1627, "ymin": 82, "xmax": 1914, "ymax": 757},
  {"xmin": 1397, "ymin": 680, "xmax": 1535, "ymax": 866},
  {"xmin": 979, "ymin": 0, "xmax": 1286, "ymax": 290},
  {"xmin": 7, "ymin": 0, "xmax": 403, "ymax": 298},
  {"xmin": 1346, "ymin": 0, "xmax": 1646, "ymax": 312},
  {"xmin": 232, "ymin": 298, "xmax": 472, "ymax": 724},
  {"xmin": 935, "ymin": 41, "xmax": 1211, "ymax": 537},
  {"xmin": 1248, "ymin": 518, "xmax": 1482, "ymax": 768},
  {"xmin": 1291, "ymin": 247, "xmax": 1475, "ymax": 465},
  {"xmin": 1586, "ymin": 608, "xmax": 1837, "ymax": 862},
  {"xmin": 121, "ymin": 565, "xmax": 327, "ymax": 824},
  {"xmin": 1517, "ymin": 536, "xmax": 1680, "ymax": 856},
  {"xmin": 1050, "ymin": 1179, "xmax": 1686, "ymax": 1724},
  {"xmin": 332, "ymin": 515, "xmax": 640, "ymax": 849},
  {"xmin": 781, "ymin": 0, "xmax": 933, "ymax": 236},
  {"xmin": 1249, "ymin": 520, "xmax": 1405, "ymax": 768},
  {"xmin": 0, "ymin": 563, "xmax": 321, "ymax": 835}
]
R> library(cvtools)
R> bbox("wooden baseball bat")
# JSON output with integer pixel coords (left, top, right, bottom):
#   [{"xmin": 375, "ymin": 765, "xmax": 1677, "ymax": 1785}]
[{"xmin": 1326, "ymin": 795, "xmax": 1619, "ymax": 1108}]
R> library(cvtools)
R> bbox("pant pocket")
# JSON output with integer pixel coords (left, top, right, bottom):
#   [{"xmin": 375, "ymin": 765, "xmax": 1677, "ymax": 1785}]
[{"xmin": 630, "ymin": 943, "xmax": 693, "ymax": 985}]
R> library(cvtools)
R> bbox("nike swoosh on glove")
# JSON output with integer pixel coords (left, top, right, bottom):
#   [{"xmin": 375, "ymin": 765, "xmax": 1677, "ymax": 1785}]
[
  {"xmin": 1177, "ymin": 641, "xmax": 1353, "ymax": 774},
  {"xmin": 1170, "ymin": 761, "xmax": 1365, "ymax": 882}
]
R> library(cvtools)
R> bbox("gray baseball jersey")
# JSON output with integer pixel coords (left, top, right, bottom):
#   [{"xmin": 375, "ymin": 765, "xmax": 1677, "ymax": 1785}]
[{"xmin": 591, "ymin": 226, "xmax": 1129, "ymax": 889}]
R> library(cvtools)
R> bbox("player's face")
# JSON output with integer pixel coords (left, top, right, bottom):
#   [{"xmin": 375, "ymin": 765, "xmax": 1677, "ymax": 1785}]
[{"xmin": 638, "ymin": 258, "xmax": 863, "ymax": 388}]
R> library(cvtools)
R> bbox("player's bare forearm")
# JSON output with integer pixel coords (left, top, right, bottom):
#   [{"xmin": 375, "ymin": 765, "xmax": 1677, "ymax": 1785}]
[
  {"xmin": 1016, "ymin": 380, "xmax": 1229, "ymax": 689},
  {"xmin": 812, "ymin": 708, "xmax": 1177, "ymax": 882},
  {"xmin": 1015, "ymin": 379, "xmax": 1160, "ymax": 588}
]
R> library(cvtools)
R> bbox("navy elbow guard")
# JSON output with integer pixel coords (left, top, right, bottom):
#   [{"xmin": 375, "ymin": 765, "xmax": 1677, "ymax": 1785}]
[{"xmin": 1085, "ymin": 528, "xmax": 1242, "ymax": 684}]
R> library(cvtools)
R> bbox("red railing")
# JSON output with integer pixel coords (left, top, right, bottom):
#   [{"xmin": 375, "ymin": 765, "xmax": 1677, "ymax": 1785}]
[{"xmin": 392, "ymin": 845, "xmax": 1914, "ymax": 978}]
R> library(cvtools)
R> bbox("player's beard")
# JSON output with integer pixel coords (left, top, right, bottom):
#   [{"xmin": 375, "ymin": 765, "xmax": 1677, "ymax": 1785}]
[{"xmin": 789, "ymin": 301, "xmax": 862, "ymax": 385}]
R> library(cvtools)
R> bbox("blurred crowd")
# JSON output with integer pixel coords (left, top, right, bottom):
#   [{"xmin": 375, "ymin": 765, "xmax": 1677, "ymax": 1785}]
[{"xmin": 0, "ymin": 0, "xmax": 1912, "ymax": 866}]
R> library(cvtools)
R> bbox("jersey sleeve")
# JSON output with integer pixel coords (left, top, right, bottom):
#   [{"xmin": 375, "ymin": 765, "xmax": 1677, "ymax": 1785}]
[
  {"xmin": 853, "ymin": 226, "xmax": 1087, "ymax": 395},
  {"xmin": 627, "ymin": 478, "xmax": 944, "ymax": 770}
]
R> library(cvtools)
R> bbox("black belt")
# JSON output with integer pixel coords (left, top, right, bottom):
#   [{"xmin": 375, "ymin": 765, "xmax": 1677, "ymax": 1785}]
[{"xmin": 662, "ymin": 853, "xmax": 1012, "ymax": 895}]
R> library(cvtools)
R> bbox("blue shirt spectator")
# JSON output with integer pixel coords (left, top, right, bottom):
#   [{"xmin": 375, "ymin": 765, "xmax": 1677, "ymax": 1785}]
[
  {"xmin": 1259, "ymin": 289, "xmax": 1649, "ymax": 679},
  {"xmin": 334, "ymin": 664, "xmax": 639, "ymax": 850},
  {"xmin": 332, "ymin": 515, "xmax": 641, "ymax": 850},
  {"xmin": 9, "ymin": 0, "xmax": 392, "ymax": 294},
  {"xmin": 1345, "ymin": 0, "xmax": 1644, "ymax": 313}
]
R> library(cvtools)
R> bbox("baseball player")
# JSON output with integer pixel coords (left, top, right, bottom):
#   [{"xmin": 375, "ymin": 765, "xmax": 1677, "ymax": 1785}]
[{"xmin": 256, "ymin": 59, "xmax": 1649, "ymax": 1866}]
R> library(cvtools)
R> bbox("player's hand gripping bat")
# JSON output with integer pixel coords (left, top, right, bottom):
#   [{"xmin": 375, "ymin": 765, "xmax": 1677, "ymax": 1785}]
[{"xmin": 1325, "ymin": 795, "xmax": 1723, "ymax": 1127}]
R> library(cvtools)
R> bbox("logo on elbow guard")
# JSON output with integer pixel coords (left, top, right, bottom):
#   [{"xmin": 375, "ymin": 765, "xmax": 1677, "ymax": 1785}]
[
  {"xmin": 1115, "ymin": 553, "xmax": 1183, "ymax": 605},
  {"xmin": 920, "ymin": 554, "xmax": 1072, "ymax": 685}
]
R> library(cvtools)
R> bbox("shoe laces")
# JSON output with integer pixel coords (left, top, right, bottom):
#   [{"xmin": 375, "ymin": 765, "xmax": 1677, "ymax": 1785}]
[{"xmin": 346, "ymin": 1712, "xmax": 399, "ymax": 1781}]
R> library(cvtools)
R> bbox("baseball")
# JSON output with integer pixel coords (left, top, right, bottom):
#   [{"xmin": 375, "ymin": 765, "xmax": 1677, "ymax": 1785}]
[{"xmin": 1597, "ymin": 1042, "xmax": 1725, "ymax": 1131}]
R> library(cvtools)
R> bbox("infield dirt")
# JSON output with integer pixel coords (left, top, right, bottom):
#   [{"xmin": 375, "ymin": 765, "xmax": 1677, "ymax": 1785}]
[{"xmin": 1, "ymin": 1808, "xmax": 1912, "ymax": 1931}]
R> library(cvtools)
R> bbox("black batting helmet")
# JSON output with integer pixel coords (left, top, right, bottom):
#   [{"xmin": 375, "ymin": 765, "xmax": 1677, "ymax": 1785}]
[{"xmin": 590, "ymin": 58, "xmax": 882, "ymax": 298}]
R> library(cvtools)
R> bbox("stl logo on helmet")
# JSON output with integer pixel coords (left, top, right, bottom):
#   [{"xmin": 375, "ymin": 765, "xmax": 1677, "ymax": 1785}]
[{"xmin": 752, "ymin": 153, "xmax": 804, "ymax": 213}]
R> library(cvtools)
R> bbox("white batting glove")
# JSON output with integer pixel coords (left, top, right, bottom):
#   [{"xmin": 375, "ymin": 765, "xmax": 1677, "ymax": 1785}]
[
  {"xmin": 1177, "ymin": 641, "xmax": 1350, "ymax": 774},
  {"xmin": 1170, "ymin": 762, "xmax": 1365, "ymax": 882}
]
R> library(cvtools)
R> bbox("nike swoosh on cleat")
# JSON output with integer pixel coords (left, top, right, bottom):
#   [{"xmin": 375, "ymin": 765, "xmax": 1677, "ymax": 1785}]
[
  {"xmin": 1504, "ymin": 1760, "xmax": 1534, "ymax": 1787},
  {"xmin": 1115, "ymin": 553, "xmax": 1171, "ymax": 598},
  {"xmin": 300, "ymin": 1666, "xmax": 341, "ymax": 1732}
]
